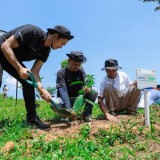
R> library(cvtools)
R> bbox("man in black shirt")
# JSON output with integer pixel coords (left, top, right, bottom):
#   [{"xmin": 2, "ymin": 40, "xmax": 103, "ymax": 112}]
[
  {"xmin": 0, "ymin": 24, "xmax": 74, "ymax": 129},
  {"xmin": 56, "ymin": 51, "xmax": 98, "ymax": 121}
]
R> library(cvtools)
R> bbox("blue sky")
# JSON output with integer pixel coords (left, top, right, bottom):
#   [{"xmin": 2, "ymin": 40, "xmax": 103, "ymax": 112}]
[{"xmin": 0, "ymin": 0, "xmax": 160, "ymax": 98}]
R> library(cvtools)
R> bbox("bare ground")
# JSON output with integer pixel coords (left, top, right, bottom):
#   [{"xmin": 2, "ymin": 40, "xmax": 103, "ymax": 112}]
[
  {"xmin": 31, "ymin": 114, "xmax": 150, "ymax": 141},
  {"xmin": 1, "ymin": 114, "xmax": 160, "ymax": 156}
]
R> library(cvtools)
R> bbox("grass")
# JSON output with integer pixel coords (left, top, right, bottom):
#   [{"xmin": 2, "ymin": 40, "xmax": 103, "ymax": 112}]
[{"xmin": 0, "ymin": 94, "xmax": 160, "ymax": 160}]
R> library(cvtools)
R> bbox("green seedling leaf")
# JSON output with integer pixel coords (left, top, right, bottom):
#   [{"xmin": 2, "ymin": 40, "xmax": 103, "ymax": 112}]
[
  {"xmin": 85, "ymin": 75, "xmax": 95, "ymax": 88},
  {"xmin": 73, "ymin": 95, "xmax": 84, "ymax": 112},
  {"xmin": 70, "ymin": 81, "xmax": 84, "ymax": 86},
  {"xmin": 69, "ymin": 75, "xmax": 95, "ymax": 89},
  {"xmin": 78, "ymin": 90, "xmax": 84, "ymax": 94},
  {"xmin": 84, "ymin": 99, "xmax": 96, "ymax": 106}
]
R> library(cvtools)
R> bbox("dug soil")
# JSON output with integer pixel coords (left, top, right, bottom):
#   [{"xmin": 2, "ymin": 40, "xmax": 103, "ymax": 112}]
[{"xmin": 31, "ymin": 114, "xmax": 150, "ymax": 141}]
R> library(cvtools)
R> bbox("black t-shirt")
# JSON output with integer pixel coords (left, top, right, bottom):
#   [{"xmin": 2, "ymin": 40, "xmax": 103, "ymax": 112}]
[
  {"xmin": 0, "ymin": 24, "xmax": 50, "ymax": 63},
  {"xmin": 56, "ymin": 67, "xmax": 86, "ymax": 97}
]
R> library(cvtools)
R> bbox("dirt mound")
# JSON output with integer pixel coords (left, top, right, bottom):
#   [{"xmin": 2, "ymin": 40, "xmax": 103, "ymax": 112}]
[{"xmin": 31, "ymin": 115, "xmax": 132, "ymax": 141}]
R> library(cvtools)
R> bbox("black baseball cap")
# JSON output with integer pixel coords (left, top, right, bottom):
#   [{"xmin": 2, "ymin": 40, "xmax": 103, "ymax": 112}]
[
  {"xmin": 47, "ymin": 25, "xmax": 74, "ymax": 40},
  {"xmin": 66, "ymin": 51, "xmax": 87, "ymax": 63},
  {"xmin": 101, "ymin": 58, "xmax": 122, "ymax": 71}
]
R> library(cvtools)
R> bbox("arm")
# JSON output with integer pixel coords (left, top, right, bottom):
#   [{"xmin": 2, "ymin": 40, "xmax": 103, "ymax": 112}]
[
  {"xmin": 31, "ymin": 60, "xmax": 52, "ymax": 101},
  {"xmin": 1, "ymin": 35, "xmax": 29, "ymax": 79},
  {"xmin": 58, "ymin": 88, "xmax": 72, "ymax": 109},
  {"xmin": 123, "ymin": 72, "xmax": 134, "ymax": 88},
  {"xmin": 56, "ymin": 69, "xmax": 72, "ymax": 109},
  {"xmin": 132, "ymin": 80, "xmax": 138, "ymax": 88},
  {"xmin": 98, "ymin": 96, "xmax": 118, "ymax": 122},
  {"xmin": 31, "ymin": 60, "xmax": 44, "ymax": 88},
  {"xmin": 81, "ymin": 69, "xmax": 92, "ymax": 93}
]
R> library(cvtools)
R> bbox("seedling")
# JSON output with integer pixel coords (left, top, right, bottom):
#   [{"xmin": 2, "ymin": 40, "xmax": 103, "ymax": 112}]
[{"xmin": 70, "ymin": 75, "xmax": 96, "ymax": 114}]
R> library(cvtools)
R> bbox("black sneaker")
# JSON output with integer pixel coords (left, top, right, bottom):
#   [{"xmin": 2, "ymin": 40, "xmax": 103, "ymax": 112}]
[{"xmin": 27, "ymin": 116, "xmax": 50, "ymax": 129}]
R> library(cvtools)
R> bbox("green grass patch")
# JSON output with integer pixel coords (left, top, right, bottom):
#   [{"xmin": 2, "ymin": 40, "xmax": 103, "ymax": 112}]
[{"xmin": 0, "ymin": 95, "xmax": 160, "ymax": 159}]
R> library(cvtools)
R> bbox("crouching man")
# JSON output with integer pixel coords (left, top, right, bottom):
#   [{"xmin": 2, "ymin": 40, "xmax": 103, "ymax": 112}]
[
  {"xmin": 98, "ymin": 58, "xmax": 141, "ymax": 122},
  {"xmin": 56, "ymin": 51, "xmax": 98, "ymax": 122}
]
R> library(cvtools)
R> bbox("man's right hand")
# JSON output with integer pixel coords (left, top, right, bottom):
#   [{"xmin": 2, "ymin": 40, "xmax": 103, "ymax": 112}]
[
  {"xmin": 105, "ymin": 113, "xmax": 118, "ymax": 122},
  {"xmin": 18, "ymin": 67, "xmax": 30, "ymax": 79}
]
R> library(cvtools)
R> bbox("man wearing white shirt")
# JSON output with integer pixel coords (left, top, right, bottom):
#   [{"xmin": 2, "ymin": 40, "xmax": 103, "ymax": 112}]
[{"xmin": 98, "ymin": 59, "xmax": 141, "ymax": 121}]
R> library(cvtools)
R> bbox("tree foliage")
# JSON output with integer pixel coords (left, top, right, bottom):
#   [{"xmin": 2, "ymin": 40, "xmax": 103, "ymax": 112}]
[
  {"xmin": 141, "ymin": 0, "xmax": 160, "ymax": 11},
  {"xmin": 60, "ymin": 59, "xmax": 83, "ymax": 69},
  {"xmin": 61, "ymin": 59, "xmax": 68, "ymax": 68}
]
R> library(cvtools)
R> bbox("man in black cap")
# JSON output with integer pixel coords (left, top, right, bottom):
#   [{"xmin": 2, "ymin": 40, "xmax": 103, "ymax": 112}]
[
  {"xmin": 0, "ymin": 24, "xmax": 74, "ymax": 129},
  {"xmin": 56, "ymin": 51, "xmax": 98, "ymax": 122},
  {"xmin": 98, "ymin": 58, "xmax": 141, "ymax": 121}
]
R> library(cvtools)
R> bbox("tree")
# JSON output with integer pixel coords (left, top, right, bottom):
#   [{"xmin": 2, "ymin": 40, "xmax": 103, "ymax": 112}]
[
  {"xmin": 141, "ymin": 0, "xmax": 160, "ymax": 11},
  {"xmin": 60, "ymin": 59, "xmax": 83, "ymax": 69},
  {"xmin": 60, "ymin": 59, "xmax": 68, "ymax": 68}
]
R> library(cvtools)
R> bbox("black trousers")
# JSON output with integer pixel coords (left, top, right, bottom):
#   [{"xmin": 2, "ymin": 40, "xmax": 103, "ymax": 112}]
[{"xmin": 0, "ymin": 53, "xmax": 36, "ymax": 119}]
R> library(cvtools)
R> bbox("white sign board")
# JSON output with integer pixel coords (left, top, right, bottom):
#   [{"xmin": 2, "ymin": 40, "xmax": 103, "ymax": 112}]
[{"xmin": 136, "ymin": 69, "xmax": 157, "ymax": 89}]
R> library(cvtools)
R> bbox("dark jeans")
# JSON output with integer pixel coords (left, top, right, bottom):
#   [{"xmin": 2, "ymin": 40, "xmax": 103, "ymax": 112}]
[
  {"xmin": 0, "ymin": 54, "xmax": 36, "ymax": 119},
  {"xmin": 70, "ymin": 88, "xmax": 98, "ymax": 117}
]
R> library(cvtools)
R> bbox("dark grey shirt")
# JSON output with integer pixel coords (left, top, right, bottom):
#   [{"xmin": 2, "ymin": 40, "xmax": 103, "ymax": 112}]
[{"xmin": 56, "ymin": 67, "xmax": 86, "ymax": 98}]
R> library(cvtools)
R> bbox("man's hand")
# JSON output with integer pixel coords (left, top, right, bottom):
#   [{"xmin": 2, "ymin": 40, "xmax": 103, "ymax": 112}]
[
  {"xmin": 18, "ymin": 67, "xmax": 30, "ymax": 79},
  {"xmin": 105, "ymin": 113, "xmax": 118, "ymax": 122},
  {"xmin": 39, "ymin": 88, "xmax": 52, "ymax": 102},
  {"xmin": 83, "ymin": 86, "xmax": 91, "ymax": 93},
  {"xmin": 132, "ymin": 80, "xmax": 137, "ymax": 88}
]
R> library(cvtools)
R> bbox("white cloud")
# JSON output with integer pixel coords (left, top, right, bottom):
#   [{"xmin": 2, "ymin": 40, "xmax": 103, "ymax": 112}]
[
  {"xmin": 1, "ymin": 71, "xmax": 23, "ymax": 98},
  {"xmin": 3, "ymin": 71, "xmax": 21, "ymax": 88},
  {"xmin": 5, "ymin": 76, "xmax": 17, "ymax": 88}
]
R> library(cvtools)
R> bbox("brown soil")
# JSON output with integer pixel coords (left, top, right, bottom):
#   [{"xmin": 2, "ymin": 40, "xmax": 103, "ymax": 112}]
[
  {"xmin": 1, "ymin": 141, "xmax": 14, "ymax": 152},
  {"xmin": 1, "ymin": 114, "xmax": 160, "ymax": 156},
  {"xmin": 31, "ymin": 115, "xmax": 137, "ymax": 141}
]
